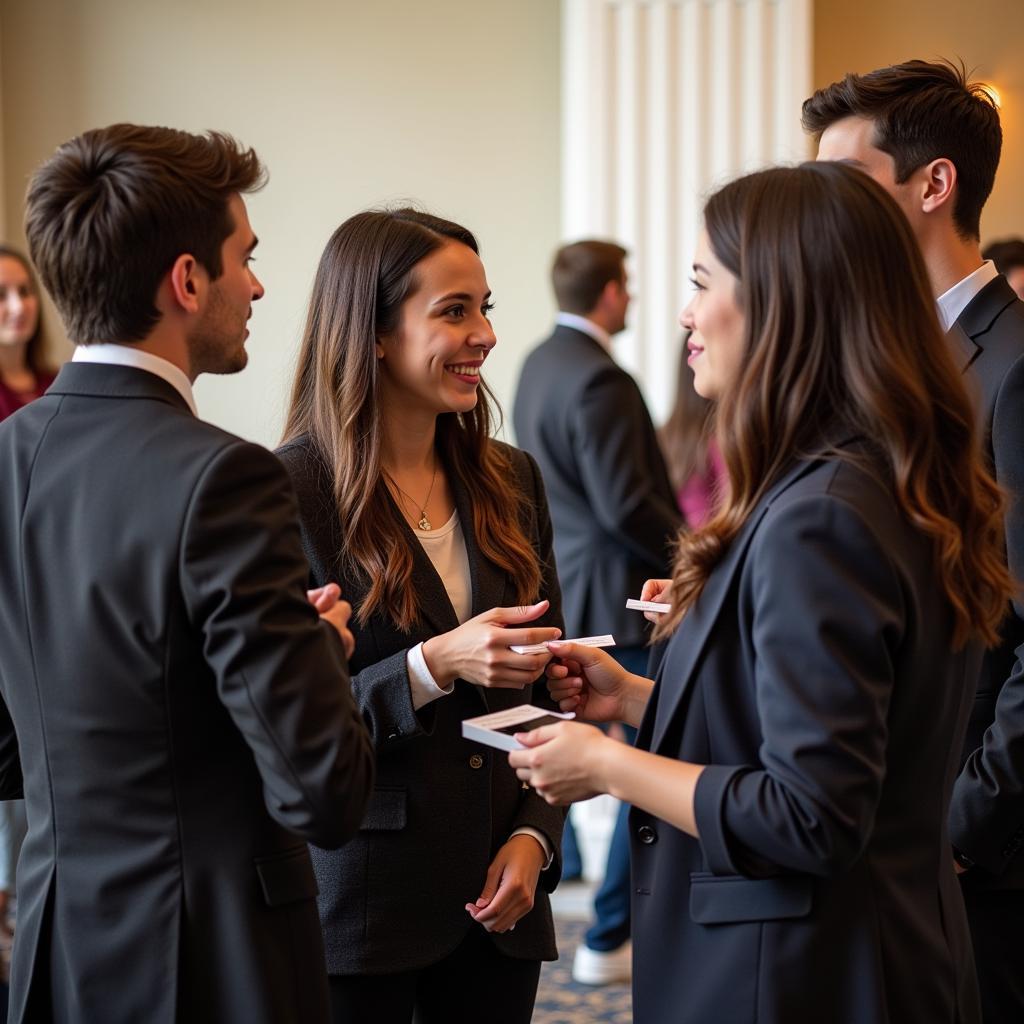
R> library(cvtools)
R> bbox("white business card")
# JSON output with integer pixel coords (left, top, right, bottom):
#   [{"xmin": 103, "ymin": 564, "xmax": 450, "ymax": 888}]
[
  {"xmin": 509, "ymin": 634, "xmax": 616, "ymax": 655},
  {"xmin": 626, "ymin": 598, "xmax": 671, "ymax": 613}
]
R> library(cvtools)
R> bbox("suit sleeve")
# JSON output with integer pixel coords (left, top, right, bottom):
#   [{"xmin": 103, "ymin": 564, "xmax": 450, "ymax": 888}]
[
  {"xmin": 573, "ymin": 367, "xmax": 681, "ymax": 569},
  {"xmin": 180, "ymin": 440, "xmax": 374, "ymax": 849},
  {"xmin": 508, "ymin": 450, "xmax": 567, "ymax": 890},
  {"xmin": 693, "ymin": 495, "xmax": 903, "ymax": 877},
  {"xmin": 951, "ymin": 353, "xmax": 1024, "ymax": 873}
]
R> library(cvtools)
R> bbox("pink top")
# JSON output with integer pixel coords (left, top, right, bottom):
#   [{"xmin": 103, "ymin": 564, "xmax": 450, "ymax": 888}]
[
  {"xmin": 677, "ymin": 439, "xmax": 727, "ymax": 528},
  {"xmin": 0, "ymin": 372, "xmax": 55, "ymax": 422}
]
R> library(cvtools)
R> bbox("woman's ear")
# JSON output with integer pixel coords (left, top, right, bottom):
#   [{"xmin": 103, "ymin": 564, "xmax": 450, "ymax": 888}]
[{"xmin": 374, "ymin": 336, "xmax": 386, "ymax": 359}]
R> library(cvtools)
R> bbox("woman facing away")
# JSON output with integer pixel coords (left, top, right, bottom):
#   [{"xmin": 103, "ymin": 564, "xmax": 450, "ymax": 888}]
[
  {"xmin": 0, "ymin": 246, "xmax": 55, "ymax": 421},
  {"xmin": 510, "ymin": 163, "xmax": 1011, "ymax": 1024},
  {"xmin": 276, "ymin": 209, "xmax": 564, "ymax": 1024}
]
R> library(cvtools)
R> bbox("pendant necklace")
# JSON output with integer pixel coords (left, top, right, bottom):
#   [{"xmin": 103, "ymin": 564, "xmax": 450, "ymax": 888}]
[{"xmin": 385, "ymin": 458, "xmax": 438, "ymax": 531}]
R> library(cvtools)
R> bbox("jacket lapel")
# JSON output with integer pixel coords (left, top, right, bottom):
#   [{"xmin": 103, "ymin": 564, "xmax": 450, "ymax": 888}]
[{"xmin": 648, "ymin": 455, "xmax": 825, "ymax": 752}]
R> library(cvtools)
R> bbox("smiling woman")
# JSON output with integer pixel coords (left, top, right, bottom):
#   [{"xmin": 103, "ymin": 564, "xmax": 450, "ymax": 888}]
[
  {"xmin": 275, "ymin": 208, "xmax": 565, "ymax": 1024},
  {"xmin": 0, "ymin": 246, "xmax": 55, "ymax": 421}
]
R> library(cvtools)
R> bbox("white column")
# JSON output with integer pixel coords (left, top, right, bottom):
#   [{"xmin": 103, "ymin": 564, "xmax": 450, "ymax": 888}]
[{"xmin": 561, "ymin": 0, "xmax": 814, "ymax": 420}]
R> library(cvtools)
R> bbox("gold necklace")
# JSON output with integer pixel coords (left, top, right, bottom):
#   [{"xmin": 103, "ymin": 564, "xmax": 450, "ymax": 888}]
[{"xmin": 385, "ymin": 458, "xmax": 438, "ymax": 531}]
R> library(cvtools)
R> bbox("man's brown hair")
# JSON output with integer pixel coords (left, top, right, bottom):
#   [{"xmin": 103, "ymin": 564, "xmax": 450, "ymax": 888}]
[
  {"xmin": 801, "ymin": 59, "xmax": 1001, "ymax": 241},
  {"xmin": 551, "ymin": 240, "xmax": 627, "ymax": 314},
  {"xmin": 25, "ymin": 123, "xmax": 266, "ymax": 345}
]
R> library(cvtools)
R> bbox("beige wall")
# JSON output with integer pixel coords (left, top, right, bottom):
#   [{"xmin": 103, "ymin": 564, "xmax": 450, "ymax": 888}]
[
  {"xmin": 814, "ymin": 0, "xmax": 1024, "ymax": 244},
  {"xmin": 1, "ymin": 0, "xmax": 561, "ymax": 446}
]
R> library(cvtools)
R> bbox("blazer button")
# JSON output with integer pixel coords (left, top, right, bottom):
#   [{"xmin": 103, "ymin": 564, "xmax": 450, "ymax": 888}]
[
  {"xmin": 469, "ymin": 753, "xmax": 485, "ymax": 769},
  {"xmin": 637, "ymin": 824, "xmax": 658, "ymax": 845}
]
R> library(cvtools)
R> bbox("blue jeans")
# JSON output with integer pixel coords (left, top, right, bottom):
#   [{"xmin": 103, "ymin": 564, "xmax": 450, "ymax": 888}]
[{"xmin": 582, "ymin": 645, "xmax": 646, "ymax": 952}]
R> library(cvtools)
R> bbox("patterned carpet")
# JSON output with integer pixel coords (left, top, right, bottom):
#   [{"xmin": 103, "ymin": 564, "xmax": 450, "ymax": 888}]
[{"xmin": 533, "ymin": 917, "xmax": 632, "ymax": 1023}]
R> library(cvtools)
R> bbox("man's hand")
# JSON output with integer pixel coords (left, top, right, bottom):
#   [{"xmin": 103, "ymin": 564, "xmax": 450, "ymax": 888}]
[{"xmin": 308, "ymin": 583, "xmax": 355, "ymax": 660}]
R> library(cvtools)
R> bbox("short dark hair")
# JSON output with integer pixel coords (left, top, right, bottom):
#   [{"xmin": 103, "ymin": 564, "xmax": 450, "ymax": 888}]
[
  {"xmin": 25, "ymin": 123, "xmax": 266, "ymax": 345},
  {"xmin": 551, "ymin": 240, "xmax": 627, "ymax": 314},
  {"xmin": 983, "ymin": 237, "xmax": 1024, "ymax": 275},
  {"xmin": 801, "ymin": 59, "xmax": 1001, "ymax": 241}
]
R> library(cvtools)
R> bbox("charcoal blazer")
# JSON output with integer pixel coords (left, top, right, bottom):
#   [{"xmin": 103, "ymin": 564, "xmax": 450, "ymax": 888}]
[
  {"xmin": 950, "ymin": 276, "xmax": 1024, "ymax": 888},
  {"xmin": 276, "ymin": 435, "xmax": 565, "ymax": 975},
  {"xmin": 630, "ymin": 446, "xmax": 981, "ymax": 1024},
  {"xmin": 513, "ymin": 325, "xmax": 680, "ymax": 647},
  {"xmin": 0, "ymin": 364, "xmax": 374, "ymax": 1024}
]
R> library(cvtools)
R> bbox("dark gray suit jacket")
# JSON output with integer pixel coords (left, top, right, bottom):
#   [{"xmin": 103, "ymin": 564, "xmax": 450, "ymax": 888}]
[
  {"xmin": 512, "ymin": 325, "xmax": 680, "ymax": 647},
  {"xmin": 631, "ymin": 448, "xmax": 981, "ymax": 1024},
  {"xmin": 950, "ymin": 276, "xmax": 1024, "ymax": 888},
  {"xmin": 276, "ymin": 435, "xmax": 564, "ymax": 975},
  {"xmin": 0, "ymin": 364, "xmax": 374, "ymax": 1024}
]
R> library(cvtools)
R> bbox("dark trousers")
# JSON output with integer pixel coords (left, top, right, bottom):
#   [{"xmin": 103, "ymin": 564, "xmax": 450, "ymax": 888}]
[
  {"xmin": 962, "ymin": 885, "xmax": 1024, "ymax": 1023},
  {"xmin": 328, "ymin": 926, "xmax": 541, "ymax": 1024},
  {"xmin": 582, "ymin": 645, "xmax": 645, "ymax": 952}
]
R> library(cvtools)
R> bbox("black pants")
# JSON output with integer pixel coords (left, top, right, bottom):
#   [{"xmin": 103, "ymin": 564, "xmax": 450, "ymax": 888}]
[
  {"xmin": 962, "ymin": 885, "xmax": 1024, "ymax": 1023},
  {"xmin": 329, "ymin": 927, "xmax": 542, "ymax": 1024}
]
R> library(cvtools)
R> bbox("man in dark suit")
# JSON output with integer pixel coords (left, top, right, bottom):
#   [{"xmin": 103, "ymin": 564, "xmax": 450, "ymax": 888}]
[
  {"xmin": 0, "ymin": 124, "xmax": 374, "ymax": 1024},
  {"xmin": 804, "ymin": 60, "xmax": 1024, "ymax": 1023},
  {"xmin": 513, "ymin": 241, "xmax": 680, "ymax": 984}
]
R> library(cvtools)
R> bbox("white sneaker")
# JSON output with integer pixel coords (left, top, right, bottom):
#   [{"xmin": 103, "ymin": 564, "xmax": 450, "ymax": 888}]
[{"xmin": 572, "ymin": 940, "xmax": 632, "ymax": 985}]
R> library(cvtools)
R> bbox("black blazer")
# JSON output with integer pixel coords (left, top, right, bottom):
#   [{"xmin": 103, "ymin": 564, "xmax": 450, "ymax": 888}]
[
  {"xmin": 950, "ymin": 277, "xmax": 1024, "ymax": 888},
  {"xmin": 0, "ymin": 365, "xmax": 374, "ymax": 1024},
  {"xmin": 276, "ymin": 435, "xmax": 564, "ymax": 975},
  {"xmin": 630, "ymin": 447, "xmax": 980, "ymax": 1024},
  {"xmin": 512, "ymin": 325, "xmax": 680, "ymax": 647}
]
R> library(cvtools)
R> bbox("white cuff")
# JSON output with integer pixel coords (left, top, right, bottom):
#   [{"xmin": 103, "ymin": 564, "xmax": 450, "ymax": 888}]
[
  {"xmin": 511, "ymin": 827, "xmax": 554, "ymax": 870},
  {"xmin": 407, "ymin": 642, "xmax": 455, "ymax": 711}
]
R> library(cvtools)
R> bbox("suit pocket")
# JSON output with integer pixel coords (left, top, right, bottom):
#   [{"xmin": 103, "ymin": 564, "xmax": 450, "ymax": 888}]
[
  {"xmin": 255, "ymin": 846, "xmax": 319, "ymax": 907},
  {"xmin": 359, "ymin": 786, "xmax": 407, "ymax": 831},
  {"xmin": 689, "ymin": 872, "xmax": 812, "ymax": 924}
]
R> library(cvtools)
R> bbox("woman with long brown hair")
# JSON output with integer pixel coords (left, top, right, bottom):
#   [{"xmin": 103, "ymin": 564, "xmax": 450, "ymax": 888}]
[
  {"xmin": 510, "ymin": 162, "xmax": 1010, "ymax": 1024},
  {"xmin": 276, "ymin": 209, "xmax": 564, "ymax": 1024},
  {"xmin": 0, "ymin": 246, "xmax": 55, "ymax": 421}
]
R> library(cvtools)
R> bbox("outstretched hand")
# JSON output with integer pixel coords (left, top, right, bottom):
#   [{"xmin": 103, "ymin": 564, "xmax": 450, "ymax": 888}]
[
  {"xmin": 422, "ymin": 601, "xmax": 561, "ymax": 689},
  {"xmin": 308, "ymin": 583, "xmax": 355, "ymax": 659},
  {"xmin": 545, "ymin": 641, "xmax": 631, "ymax": 722},
  {"xmin": 508, "ymin": 721, "xmax": 610, "ymax": 804}
]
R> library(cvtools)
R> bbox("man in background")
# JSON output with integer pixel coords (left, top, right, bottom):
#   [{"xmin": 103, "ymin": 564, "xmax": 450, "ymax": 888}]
[
  {"xmin": 513, "ymin": 240, "xmax": 680, "ymax": 985},
  {"xmin": 0, "ymin": 124, "xmax": 374, "ymax": 1023},
  {"xmin": 805, "ymin": 60, "xmax": 1024, "ymax": 1023},
  {"xmin": 984, "ymin": 237, "xmax": 1024, "ymax": 301}
]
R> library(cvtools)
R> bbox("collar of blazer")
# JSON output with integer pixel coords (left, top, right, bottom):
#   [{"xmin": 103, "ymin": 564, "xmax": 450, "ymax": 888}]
[
  {"xmin": 955, "ymin": 275, "xmax": 1018, "ymax": 347},
  {"xmin": 47, "ymin": 361, "xmax": 192, "ymax": 413},
  {"xmin": 644, "ymin": 440, "xmax": 858, "ymax": 753}
]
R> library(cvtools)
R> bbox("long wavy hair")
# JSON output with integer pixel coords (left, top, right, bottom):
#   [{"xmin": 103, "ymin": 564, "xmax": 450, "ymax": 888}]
[
  {"xmin": 0, "ymin": 246, "xmax": 53, "ymax": 377},
  {"xmin": 654, "ymin": 162, "xmax": 1011, "ymax": 648},
  {"xmin": 282, "ymin": 208, "xmax": 541, "ymax": 631}
]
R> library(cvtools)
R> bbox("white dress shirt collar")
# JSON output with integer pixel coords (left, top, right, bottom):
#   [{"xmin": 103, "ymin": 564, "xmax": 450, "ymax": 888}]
[
  {"xmin": 555, "ymin": 311, "xmax": 612, "ymax": 350},
  {"xmin": 72, "ymin": 344, "xmax": 197, "ymax": 417},
  {"xmin": 936, "ymin": 261, "xmax": 999, "ymax": 333}
]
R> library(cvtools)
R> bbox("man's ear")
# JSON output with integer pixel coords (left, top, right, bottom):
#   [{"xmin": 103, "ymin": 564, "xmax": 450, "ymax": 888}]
[
  {"xmin": 921, "ymin": 158, "xmax": 957, "ymax": 217},
  {"xmin": 165, "ymin": 254, "xmax": 206, "ymax": 315}
]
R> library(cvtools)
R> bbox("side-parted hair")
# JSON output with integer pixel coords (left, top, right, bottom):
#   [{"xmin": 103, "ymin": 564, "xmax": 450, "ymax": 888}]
[
  {"xmin": 801, "ymin": 59, "xmax": 1001, "ymax": 241},
  {"xmin": 654, "ymin": 163, "xmax": 1011, "ymax": 649},
  {"xmin": 551, "ymin": 240, "xmax": 627, "ymax": 314},
  {"xmin": 282, "ymin": 208, "xmax": 542, "ymax": 632},
  {"xmin": 0, "ymin": 246, "xmax": 52, "ymax": 376},
  {"xmin": 24, "ymin": 123, "xmax": 265, "ymax": 345}
]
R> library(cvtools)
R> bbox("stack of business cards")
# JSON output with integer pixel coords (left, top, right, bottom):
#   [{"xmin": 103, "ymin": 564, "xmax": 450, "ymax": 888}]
[
  {"xmin": 626, "ymin": 598, "xmax": 671, "ymax": 613},
  {"xmin": 509, "ymin": 634, "xmax": 616, "ymax": 656},
  {"xmin": 461, "ymin": 705, "xmax": 576, "ymax": 752}
]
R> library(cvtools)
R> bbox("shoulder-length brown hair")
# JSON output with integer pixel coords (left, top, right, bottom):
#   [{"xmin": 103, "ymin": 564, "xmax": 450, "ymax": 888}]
[
  {"xmin": 655, "ymin": 162, "xmax": 1010, "ymax": 648},
  {"xmin": 282, "ymin": 208, "xmax": 541, "ymax": 632},
  {"xmin": 0, "ymin": 246, "xmax": 53, "ymax": 377}
]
